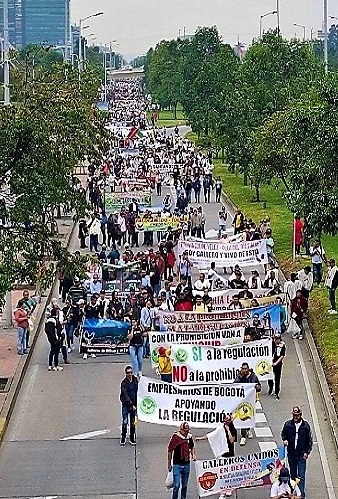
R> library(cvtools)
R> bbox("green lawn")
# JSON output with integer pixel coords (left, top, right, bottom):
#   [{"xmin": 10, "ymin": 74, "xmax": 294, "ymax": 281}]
[
  {"xmin": 213, "ymin": 161, "xmax": 338, "ymax": 404},
  {"xmin": 148, "ymin": 109, "xmax": 187, "ymax": 128}
]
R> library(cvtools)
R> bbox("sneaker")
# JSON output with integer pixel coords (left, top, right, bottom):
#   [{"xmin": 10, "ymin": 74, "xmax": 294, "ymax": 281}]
[
  {"xmin": 218, "ymin": 495, "xmax": 226, "ymax": 499},
  {"xmin": 240, "ymin": 437, "xmax": 246, "ymax": 446},
  {"xmin": 90, "ymin": 354, "xmax": 96, "ymax": 358},
  {"xmin": 55, "ymin": 366, "xmax": 63, "ymax": 371},
  {"xmin": 329, "ymin": 310, "xmax": 338, "ymax": 315},
  {"xmin": 247, "ymin": 430, "xmax": 253, "ymax": 439},
  {"xmin": 274, "ymin": 393, "xmax": 280, "ymax": 400},
  {"xmin": 292, "ymin": 333, "xmax": 299, "ymax": 339},
  {"xmin": 71, "ymin": 345, "xmax": 75, "ymax": 351},
  {"xmin": 48, "ymin": 366, "xmax": 53, "ymax": 371},
  {"xmin": 67, "ymin": 348, "xmax": 72, "ymax": 354},
  {"xmin": 225, "ymin": 492, "xmax": 232, "ymax": 497},
  {"xmin": 120, "ymin": 438, "xmax": 126, "ymax": 446},
  {"xmin": 298, "ymin": 334, "xmax": 303, "ymax": 340},
  {"xmin": 129, "ymin": 439, "xmax": 136, "ymax": 446},
  {"xmin": 83, "ymin": 353, "xmax": 88, "ymax": 360}
]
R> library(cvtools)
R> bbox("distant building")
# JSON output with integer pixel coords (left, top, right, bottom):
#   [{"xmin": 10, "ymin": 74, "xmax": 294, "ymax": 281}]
[{"xmin": 0, "ymin": 0, "xmax": 70, "ymax": 48}]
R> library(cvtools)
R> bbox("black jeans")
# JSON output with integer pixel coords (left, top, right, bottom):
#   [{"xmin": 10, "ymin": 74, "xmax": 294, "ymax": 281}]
[
  {"xmin": 49, "ymin": 343, "xmax": 60, "ymax": 367},
  {"xmin": 268, "ymin": 363, "xmax": 283, "ymax": 396}
]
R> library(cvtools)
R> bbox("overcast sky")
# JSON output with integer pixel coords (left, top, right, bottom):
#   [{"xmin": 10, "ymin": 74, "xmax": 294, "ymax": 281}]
[{"xmin": 71, "ymin": 0, "xmax": 329, "ymax": 60}]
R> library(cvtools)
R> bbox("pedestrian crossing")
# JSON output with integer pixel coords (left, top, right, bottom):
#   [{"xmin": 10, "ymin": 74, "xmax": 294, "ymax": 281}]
[{"xmin": 255, "ymin": 399, "xmax": 278, "ymax": 452}]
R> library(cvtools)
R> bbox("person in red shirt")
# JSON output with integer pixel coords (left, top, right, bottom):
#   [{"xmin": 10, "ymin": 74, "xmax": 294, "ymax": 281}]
[
  {"xmin": 294, "ymin": 215, "xmax": 304, "ymax": 256},
  {"xmin": 291, "ymin": 290, "xmax": 308, "ymax": 340},
  {"xmin": 13, "ymin": 299, "xmax": 29, "ymax": 355}
]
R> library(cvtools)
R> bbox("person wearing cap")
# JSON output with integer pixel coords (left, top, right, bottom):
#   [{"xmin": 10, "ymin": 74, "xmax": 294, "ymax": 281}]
[
  {"xmin": 270, "ymin": 467, "xmax": 301, "ymax": 498},
  {"xmin": 325, "ymin": 258, "xmax": 338, "ymax": 315},
  {"xmin": 268, "ymin": 333, "xmax": 286, "ymax": 399},
  {"xmin": 168, "ymin": 422, "xmax": 196, "ymax": 499},
  {"xmin": 157, "ymin": 346, "xmax": 172, "ymax": 382},
  {"xmin": 281, "ymin": 407, "xmax": 313, "ymax": 498}
]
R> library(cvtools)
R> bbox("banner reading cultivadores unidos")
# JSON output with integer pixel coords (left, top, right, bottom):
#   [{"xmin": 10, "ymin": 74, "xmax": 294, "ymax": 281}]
[
  {"xmin": 178, "ymin": 238, "xmax": 268, "ymax": 267},
  {"xmin": 137, "ymin": 376, "xmax": 256, "ymax": 428},
  {"xmin": 170, "ymin": 339, "xmax": 273, "ymax": 384}
]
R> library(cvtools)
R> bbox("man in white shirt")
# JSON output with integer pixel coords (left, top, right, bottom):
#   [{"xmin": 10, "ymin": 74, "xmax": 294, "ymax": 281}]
[
  {"xmin": 89, "ymin": 274, "xmax": 102, "ymax": 295},
  {"xmin": 297, "ymin": 266, "xmax": 313, "ymax": 300},
  {"xmin": 325, "ymin": 258, "xmax": 338, "ymax": 315},
  {"xmin": 194, "ymin": 273, "xmax": 211, "ymax": 292},
  {"xmin": 309, "ymin": 240, "xmax": 326, "ymax": 284}
]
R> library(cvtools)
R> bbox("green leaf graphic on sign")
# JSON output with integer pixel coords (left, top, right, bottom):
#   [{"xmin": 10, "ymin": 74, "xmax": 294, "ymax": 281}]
[
  {"xmin": 139, "ymin": 397, "xmax": 157, "ymax": 415},
  {"xmin": 175, "ymin": 348, "xmax": 188, "ymax": 363}
]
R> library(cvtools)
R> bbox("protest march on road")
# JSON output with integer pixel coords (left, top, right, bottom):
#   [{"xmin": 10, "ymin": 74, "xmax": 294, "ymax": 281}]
[{"xmin": 10, "ymin": 76, "xmax": 333, "ymax": 499}]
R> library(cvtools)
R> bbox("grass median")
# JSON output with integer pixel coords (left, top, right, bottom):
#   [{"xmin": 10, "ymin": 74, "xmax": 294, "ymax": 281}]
[
  {"xmin": 148, "ymin": 109, "xmax": 187, "ymax": 128},
  {"xmin": 213, "ymin": 161, "xmax": 338, "ymax": 408}
]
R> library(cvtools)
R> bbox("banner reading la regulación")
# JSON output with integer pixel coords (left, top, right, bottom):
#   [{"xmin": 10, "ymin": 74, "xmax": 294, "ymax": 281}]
[
  {"xmin": 170, "ymin": 339, "xmax": 273, "ymax": 384},
  {"xmin": 195, "ymin": 447, "xmax": 286, "ymax": 497},
  {"xmin": 178, "ymin": 238, "xmax": 268, "ymax": 267},
  {"xmin": 149, "ymin": 328, "xmax": 245, "ymax": 367},
  {"xmin": 137, "ymin": 376, "xmax": 256, "ymax": 429}
]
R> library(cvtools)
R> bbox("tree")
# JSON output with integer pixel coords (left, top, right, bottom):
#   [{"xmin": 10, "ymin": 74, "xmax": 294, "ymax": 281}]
[{"xmin": 0, "ymin": 61, "xmax": 110, "ymax": 299}]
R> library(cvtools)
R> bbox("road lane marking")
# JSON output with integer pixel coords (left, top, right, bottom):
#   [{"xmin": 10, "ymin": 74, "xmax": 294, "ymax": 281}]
[
  {"xmin": 294, "ymin": 340, "xmax": 336, "ymax": 499},
  {"xmin": 256, "ymin": 412, "xmax": 267, "ymax": 423},
  {"xmin": 60, "ymin": 429, "xmax": 110, "ymax": 440},
  {"xmin": 254, "ymin": 427, "xmax": 273, "ymax": 438}
]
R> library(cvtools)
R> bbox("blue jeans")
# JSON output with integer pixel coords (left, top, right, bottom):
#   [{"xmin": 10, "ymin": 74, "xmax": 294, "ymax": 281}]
[
  {"xmin": 122, "ymin": 405, "xmax": 136, "ymax": 426},
  {"xmin": 129, "ymin": 345, "xmax": 143, "ymax": 375},
  {"xmin": 161, "ymin": 373, "xmax": 172, "ymax": 383},
  {"xmin": 143, "ymin": 335, "xmax": 150, "ymax": 357},
  {"xmin": 17, "ymin": 327, "xmax": 26, "ymax": 354},
  {"xmin": 172, "ymin": 463, "xmax": 190, "ymax": 499},
  {"xmin": 65, "ymin": 323, "xmax": 75, "ymax": 348},
  {"xmin": 313, "ymin": 262, "xmax": 322, "ymax": 284},
  {"xmin": 218, "ymin": 224, "xmax": 226, "ymax": 238},
  {"xmin": 288, "ymin": 454, "xmax": 307, "ymax": 498}
]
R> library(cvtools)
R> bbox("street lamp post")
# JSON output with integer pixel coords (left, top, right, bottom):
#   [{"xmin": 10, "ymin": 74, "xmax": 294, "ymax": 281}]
[
  {"xmin": 324, "ymin": 0, "xmax": 328, "ymax": 72},
  {"xmin": 276, "ymin": 0, "xmax": 280, "ymax": 34},
  {"xmin": 260, "ymin": 11, "xmax": 277, "ymax": 38},
  {"xmin": 78, "ymin": 11, "xmax": 103, "ymax": 72},
  {"xmin": 3, "ymin": 0, "xmax": 10, "ymax": 105},
  {"xmin": 294, "ymin": 23, "xmax": 306, "ymax": 41}
]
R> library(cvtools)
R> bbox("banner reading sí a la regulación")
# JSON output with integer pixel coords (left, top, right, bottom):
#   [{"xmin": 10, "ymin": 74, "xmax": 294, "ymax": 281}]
[
  {"xmin": 195, "ymin": 447, "xmax": 286, "ymax": 497},
  {"xmin": 137, "ymin": 376, "xmax": 256, "ymax": 429},
  {"xmin": 170, "ymin": 339, "xmax": 273, "ymax": 384},
  {"xmin": 149, "ymin": 328, "xmax": 245, "ymax": 367},
  {"xmin": 178, "ymin": 238, "xmax": 268, "ymax": 267}
]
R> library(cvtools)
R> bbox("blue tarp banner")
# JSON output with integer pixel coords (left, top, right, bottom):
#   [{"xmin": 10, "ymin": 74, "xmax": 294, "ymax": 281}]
[{"xmin": 80, "ymin": 318, "xmax": 131, "ymax": 355}]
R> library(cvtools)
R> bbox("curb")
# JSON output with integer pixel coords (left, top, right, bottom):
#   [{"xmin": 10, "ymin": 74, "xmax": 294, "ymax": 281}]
[
  {"xmin": 0, "ymin": 216, "xmax": 77, "ymax": 446},
  {"xmin": 219, "ymin": 187, "xmax": 338, "ymax": 453}
]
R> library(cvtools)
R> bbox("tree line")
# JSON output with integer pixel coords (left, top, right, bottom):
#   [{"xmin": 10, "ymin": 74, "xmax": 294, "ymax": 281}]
[
  {"xmin": 145, "ymin": 27, "xmax": 338, "ymax": 239},
  {"xmin": 0, "ymin": 53, "xmax": 110, "ymax": 300}
]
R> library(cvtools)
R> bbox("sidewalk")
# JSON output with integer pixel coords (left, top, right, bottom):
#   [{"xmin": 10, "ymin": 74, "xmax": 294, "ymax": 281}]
[{"xmin": 0, "ymin": 215, "xmax": 75, "ymax": 430}]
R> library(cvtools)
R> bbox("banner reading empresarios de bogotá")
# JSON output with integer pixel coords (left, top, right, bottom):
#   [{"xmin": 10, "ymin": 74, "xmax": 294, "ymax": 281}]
[
  {"xmin": 178, "ymin": 238, "xmax": 268, "ymax": 267},
  {"xmin": 170, "ymin": 339, "xmax": 273, "ymax": 384},
  {"xmin": 137, "ymin": 376, "xmax": 256, "ymax": 428},
  {"xmin": 149, "ymin": 328, "xmax": 245, "ymax": 367},
  {"xmin": 159, "ymin": 304, "xmax": 281, "ymax": 335},
  {"xmin": 195, "ymin": 447, "xmax": 286, "ymax": 497}
]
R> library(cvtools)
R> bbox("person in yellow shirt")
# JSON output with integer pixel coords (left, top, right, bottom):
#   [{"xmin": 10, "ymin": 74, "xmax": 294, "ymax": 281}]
[{"xmin": 158, "ymin": 346, "xmax": 172, "ymax": 383}]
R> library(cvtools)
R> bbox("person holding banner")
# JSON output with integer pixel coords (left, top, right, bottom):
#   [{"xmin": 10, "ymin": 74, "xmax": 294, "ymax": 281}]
[
  {"xmin": 270, "ymin": 467, "xmax": 301, "ymax": 498},
  {"xmin": 167, "ymin": 422, "xmax": 196, "ymax": 499},
  {"xmin": 234, "ymin": 363, "xmax": 261, "ymax": 446},
  {"xmin": 119, "ymin": 366, "xmax": 138, "ymax": 446}
]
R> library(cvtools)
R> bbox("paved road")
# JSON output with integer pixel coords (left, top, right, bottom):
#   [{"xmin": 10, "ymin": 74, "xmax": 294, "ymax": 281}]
[{"xmin": 0, "ymin": 158, "xmax": 337, "ymax": 499}]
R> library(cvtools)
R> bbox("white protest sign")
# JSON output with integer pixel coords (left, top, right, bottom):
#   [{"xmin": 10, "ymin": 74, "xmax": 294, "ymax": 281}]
[
  {"xmin": 171, "ymin": 339, "xmax": 273, "ymax": 384},
  {"xmin": 149, "ymin": 328, "xmax": 245, "ymax": 367},
  {"xmin": 178, "ymin": 239, "xmax": 268, "ymax": 267},
  {"xmin": 192, "ymin": 288, "xmax": 273, "ymax": 311},
  {"xmin": 137, "ymin": 376, "xmax": 256, "ymax": 429}
]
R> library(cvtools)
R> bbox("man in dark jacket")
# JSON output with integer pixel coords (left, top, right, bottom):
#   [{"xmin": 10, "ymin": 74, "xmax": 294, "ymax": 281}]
[
  {"xmin": 120, "ymin": 365, "xmax": 138, "ymax": 446},
  {"xmin": 281, "ymin": 406, "xmax": 313, "ymax": 498},
  {"xmin": 234, "ymin": 362, "xmax": 261, "ymax": 446},
  {"xmin": 45, "ymin": 308, "xmax": 63, "ymax": 371}
]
